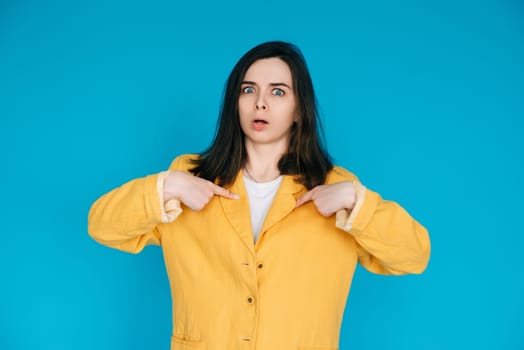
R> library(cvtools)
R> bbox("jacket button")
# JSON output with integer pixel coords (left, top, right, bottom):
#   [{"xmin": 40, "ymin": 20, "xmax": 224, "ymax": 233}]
[
  {"xmin": 247, "ymin": 297, "xmax": 254, "ymax": 303},
  {"xmin": 257, "ymin": 263, "xmax": 264, "ymax": 269}
]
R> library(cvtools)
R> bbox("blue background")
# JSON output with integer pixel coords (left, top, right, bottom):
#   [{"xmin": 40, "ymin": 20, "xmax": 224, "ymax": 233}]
[{"xmin": 1, "ymin": 0, "xmax": 523, "ymax": 349}]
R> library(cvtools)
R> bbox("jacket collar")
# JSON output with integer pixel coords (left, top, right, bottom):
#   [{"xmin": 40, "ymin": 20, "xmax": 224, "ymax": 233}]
[{"xmin": 219, "ymin": 169, "xmax": 305, "ymax": 255}]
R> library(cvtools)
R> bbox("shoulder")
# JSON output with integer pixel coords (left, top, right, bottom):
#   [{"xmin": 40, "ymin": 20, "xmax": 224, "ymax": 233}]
[
  {"xmin": 325, "ymin": 165, "xmax": 359, "ymax": 184},
  {"xmin": 168, "ymin": 154, "xmax": 200, "ymax": 172}
]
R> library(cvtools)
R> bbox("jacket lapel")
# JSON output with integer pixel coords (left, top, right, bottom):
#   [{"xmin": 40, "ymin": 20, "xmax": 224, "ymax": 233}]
[
  {"xmin": 219, "ymin": 170, "xmax": 255, "ymax": 255},
  {"xmin": 258, "ymin": 175, "xmax": 304, "ymax": 237},
  {"xmin": 219, "ymin": 170, "xmax": 306, "ymax": 254}
]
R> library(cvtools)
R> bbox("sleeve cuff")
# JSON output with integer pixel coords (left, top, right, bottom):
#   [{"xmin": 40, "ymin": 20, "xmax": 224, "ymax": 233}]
[
  {"xmin": 336, "ymin": 180, "xmax": 367, "ymax": 232},
  {"xmin": 157, "ymin": 171, "xmax": 183, "ymax": 223}
]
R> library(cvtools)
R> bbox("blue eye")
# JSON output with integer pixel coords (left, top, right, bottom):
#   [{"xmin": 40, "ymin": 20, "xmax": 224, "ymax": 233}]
[
  {"xmin": 273, "ymin": 88, "xmax": 284, "ymax": 96},
  {"xmin": 242, "ymin": 86, "xmax": 255, "ymax": 94}
]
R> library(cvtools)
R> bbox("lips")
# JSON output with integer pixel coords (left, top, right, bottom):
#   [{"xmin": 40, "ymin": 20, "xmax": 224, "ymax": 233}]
[{"xmin": 252, "ymin": 118, "xmax": 269, "ymax": 131}]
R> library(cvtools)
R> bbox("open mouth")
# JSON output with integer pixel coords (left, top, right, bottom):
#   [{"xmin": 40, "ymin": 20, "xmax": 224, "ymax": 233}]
[{"xmin": 252, "ymin": 119, "xmax": 269, "ymax": 131}]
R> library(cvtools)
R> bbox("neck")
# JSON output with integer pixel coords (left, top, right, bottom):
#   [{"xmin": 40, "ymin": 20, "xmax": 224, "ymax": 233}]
[{"xmin": 244, "ymin": 139, "xmax": 287, "ymax": 182}]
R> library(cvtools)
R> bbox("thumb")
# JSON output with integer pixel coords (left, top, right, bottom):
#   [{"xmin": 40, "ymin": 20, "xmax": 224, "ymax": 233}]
[
  {"xmin": 296, "ymin": 190, "xmax": 314, "ymax": 208},
  {"xmin": 211, "ymin": 183, "xmax": 240, "ymax": 200}
]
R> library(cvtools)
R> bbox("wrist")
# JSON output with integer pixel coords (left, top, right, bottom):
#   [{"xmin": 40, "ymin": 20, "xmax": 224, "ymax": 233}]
[
  {"xmin": 163, "ymin": 171, "xmax": 181, "ymax": 201},
  {"xmin": 344, "ymin": 181, "xmax": 357, "ymax": 210}
]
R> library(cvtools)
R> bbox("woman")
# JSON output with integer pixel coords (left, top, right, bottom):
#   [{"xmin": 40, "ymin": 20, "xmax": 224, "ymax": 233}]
[{"xmin": 88, "ymin": 41, "xmax": 430, "ymax": 350}]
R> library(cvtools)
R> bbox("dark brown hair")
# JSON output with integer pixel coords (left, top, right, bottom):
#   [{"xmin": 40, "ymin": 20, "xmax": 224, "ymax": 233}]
[{"xmin": 190, "ymin": 41, "xmax": 332, "ymax": 190}]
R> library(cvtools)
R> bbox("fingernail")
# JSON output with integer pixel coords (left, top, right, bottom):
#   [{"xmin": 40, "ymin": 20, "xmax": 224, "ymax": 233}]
[{"xmin": 233, "ymin": 194, "xmax": 240, "ymax": 199}]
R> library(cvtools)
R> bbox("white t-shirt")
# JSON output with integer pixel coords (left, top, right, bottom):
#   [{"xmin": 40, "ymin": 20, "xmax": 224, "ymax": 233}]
[{"xmin": 243, "ymin": 174, "xmax": 283, "ymax": 243}]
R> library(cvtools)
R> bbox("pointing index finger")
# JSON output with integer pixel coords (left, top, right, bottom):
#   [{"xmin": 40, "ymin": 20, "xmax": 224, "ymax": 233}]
[
  {"xmin": 211, "ymin": 183, "xmax": 240, "ymax": 200},
  {"xmin": 296, "ymin": 190, "xmax": 314, "ymax": 207}
]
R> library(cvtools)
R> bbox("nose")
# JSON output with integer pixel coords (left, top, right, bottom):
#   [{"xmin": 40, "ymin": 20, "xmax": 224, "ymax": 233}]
[{"xmin": 255, "ymin": 95, "xmax": 267, "ymax": 110}]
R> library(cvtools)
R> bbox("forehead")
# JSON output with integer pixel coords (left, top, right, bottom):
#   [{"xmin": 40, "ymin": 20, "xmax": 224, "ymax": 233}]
[{"xmin": 243, "ymin": 57, "xmax": 292, "ymax": 83}]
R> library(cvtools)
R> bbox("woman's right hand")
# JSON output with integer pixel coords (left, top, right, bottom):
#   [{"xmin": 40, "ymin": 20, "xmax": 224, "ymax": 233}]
[{"xmin": 163, "ymin": 171, "xmax": 239, "ymax": 211}]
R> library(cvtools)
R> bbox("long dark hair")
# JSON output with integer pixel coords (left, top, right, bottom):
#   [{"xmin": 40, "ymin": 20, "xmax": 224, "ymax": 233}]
[{"xmin": 189, "ymin": 41, "xmax": 333, "ymax": 190}]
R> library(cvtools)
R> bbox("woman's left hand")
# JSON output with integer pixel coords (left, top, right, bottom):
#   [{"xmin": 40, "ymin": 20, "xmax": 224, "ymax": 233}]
[{"xmin": 295, "ymin": 181, "xmax": 356, "ymax": 217}]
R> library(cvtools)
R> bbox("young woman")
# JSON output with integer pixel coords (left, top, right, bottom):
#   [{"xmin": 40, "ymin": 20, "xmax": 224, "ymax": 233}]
[{"xmin": 88, "ymin": 41, "xmax": 430, "ymax": 350}]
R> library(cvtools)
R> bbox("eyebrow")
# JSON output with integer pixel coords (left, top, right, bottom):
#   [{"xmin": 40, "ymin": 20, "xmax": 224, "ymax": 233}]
[{"xmin": 241, "ymin": 81, "xmax": 292, "ymax": 89}]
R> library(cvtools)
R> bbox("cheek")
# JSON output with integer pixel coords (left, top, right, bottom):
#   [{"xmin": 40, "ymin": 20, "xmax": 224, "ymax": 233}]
[
  {"xmin": 283, "ymin": 104, "xmax": 298, "ymax": 123},
  {"xmin": 284, "ymin": 98, "xmax": 298, "ymax": 118},
  {"xmin": 238, "ymin": 97, "xmax": 252, "ymax": 117},
  {"xmin": 237, "ymin": 100, "xmax": 251, "ymax": 131}
]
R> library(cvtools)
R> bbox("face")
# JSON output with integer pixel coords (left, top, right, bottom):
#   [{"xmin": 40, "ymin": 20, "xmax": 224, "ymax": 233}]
[{"xmin": 238, "ymin": 57, "xmax": 298, "ymax": 148}]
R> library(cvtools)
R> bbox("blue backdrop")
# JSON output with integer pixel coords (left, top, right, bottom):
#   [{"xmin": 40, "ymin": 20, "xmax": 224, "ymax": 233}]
[{"xmin": 1, "ymin": 0, "xmax": 523, "ymax": 349}]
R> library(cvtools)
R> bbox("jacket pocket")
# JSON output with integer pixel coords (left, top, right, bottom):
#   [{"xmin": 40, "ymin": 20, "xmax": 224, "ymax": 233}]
[{"xmin": 171, "ymin": 334, "xmax": 203, "ymax": 349}]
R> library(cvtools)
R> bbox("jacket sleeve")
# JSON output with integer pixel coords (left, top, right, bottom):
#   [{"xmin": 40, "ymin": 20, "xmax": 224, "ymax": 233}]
[
  {"xmin": 337, "ymin": 186, "xmax": 430, "ymax": 275},
  {"xmin": 87, "ymin": 156, "xmax": 184, "ymax": 254},
  {"xmin": 330, "ymin": 167, "xmax": 430, "ymax": 275}
]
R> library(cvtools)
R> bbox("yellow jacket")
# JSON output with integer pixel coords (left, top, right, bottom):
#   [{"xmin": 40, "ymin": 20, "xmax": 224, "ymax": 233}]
[{"xmin": 88, "ymin": 154, "xmax": 430, "ymax": 350}]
